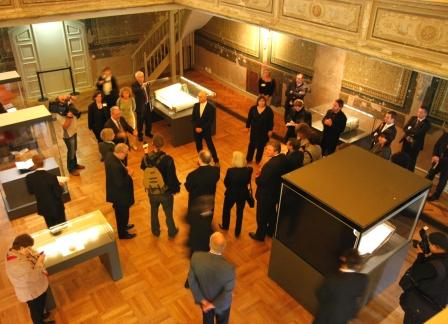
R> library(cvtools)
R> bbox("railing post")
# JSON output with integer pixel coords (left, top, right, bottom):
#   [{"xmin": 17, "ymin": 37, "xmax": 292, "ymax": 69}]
[
  {"xmin": 143, "ymin": 51, "xmax": 148, "ymax": 80},
  {"xmin": 178, "ymin": 10, "xmax": 184, "ymax": 76},
  {"xmin": 169, "ymin": 10, "xmax": 177, "ymax": 81}
]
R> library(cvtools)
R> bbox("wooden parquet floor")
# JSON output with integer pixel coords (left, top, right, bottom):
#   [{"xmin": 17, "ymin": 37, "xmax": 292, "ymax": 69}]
[{"xmin": 0, "ymin": 71, "xmax": 446, "ymax": 324}]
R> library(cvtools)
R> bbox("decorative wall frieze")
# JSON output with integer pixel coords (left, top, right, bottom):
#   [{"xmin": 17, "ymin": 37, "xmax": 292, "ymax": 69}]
[
  {"xmin": 0, "ymin": 0, "xmax": 12, "ymax": 6},
  {"xmin": 370, "ymin": 6, "xmax": 448, "ymax": 55},
  {"xmin": 342, "ymin": 52, "xmax": 413, "ymax": 107},
  {"xmin": 221, "ymin": 0, "xmax": 273, "ymax": 14},
  {"xmin": 282, "ymin": 0, "xmax": 364, "ymax": 33}
]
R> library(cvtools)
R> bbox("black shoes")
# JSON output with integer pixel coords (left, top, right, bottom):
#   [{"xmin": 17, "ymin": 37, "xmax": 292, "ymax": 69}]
[
  {"xmin": 249, "ymin": 232, "xmax": 264, "ymax": 242},
  {"xmin": 169, "ymin": 228, "xmax": 179, "ymax": 239},
  {"xmin": 427, "ymin": 195, "xmax": 439, "ymax": 202},
  {"xmin": 125, "ymin": 224, "xmax": 135, "ymax": 230},
  {"xmin": 219, "ymin": 224, "xmax": 228, "ymax": 230},
  {"xmin": 119, "ymin": 232, "xmax": 136, "ymax": 240},
  {"xmin": 138, "ymin": 136, "xmax": 143, "ymax": 142}
]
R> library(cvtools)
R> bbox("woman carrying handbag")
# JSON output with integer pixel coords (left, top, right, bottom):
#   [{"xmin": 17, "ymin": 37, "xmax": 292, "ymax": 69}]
[{"xmin": 220, "ymin": 151, "xmax": 253, "ymax": 237}]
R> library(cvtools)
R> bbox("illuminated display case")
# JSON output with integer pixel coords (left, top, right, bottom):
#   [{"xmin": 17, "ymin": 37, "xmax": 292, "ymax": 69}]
[
  {"xmin": 310, "ymin": 102, "xmax": 382, "ymax": 145},
  {"xmin": 0, "ymin": 70, "xmax": 25, "ymax": 110},
  {"xmin": 268, "ymin": 146, "xmax": 431, "ymax": 314},
  {"xmin": 151, "ymin": 76, "xmax": 216, "ymax": 146},
  {"xmin": 0, "ymin": 105, "xmax": 69, "ymax": 219},
  {"xmin": 32, "ymin": 210, "xmax": 123, "ymax": 309}
]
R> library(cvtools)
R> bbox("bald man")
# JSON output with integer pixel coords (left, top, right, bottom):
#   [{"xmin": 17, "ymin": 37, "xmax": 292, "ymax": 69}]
[
  {"xmin": 192, "ymin": 91, "xmax": 219, "ymax": 165},
  {"xmin": 188, "ymin": 232, "xmax": 235, "ymax": 324}
]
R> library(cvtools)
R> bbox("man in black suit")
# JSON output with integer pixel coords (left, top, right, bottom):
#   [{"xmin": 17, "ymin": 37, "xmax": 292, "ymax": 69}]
[
  {"xmin": 105, "ymin": 143, "xmax": 136, "ymax": 239},
  {"xmin": 314, "ymin": 249, "xmax": 368, "ymax": 324},
  {"xmin": 426, "ymin": 132, "xmax": 448, "ymax": 201},
  {"xmin": 371, "ymin": 111, "xmax": 397, "ymax": 148},
  {"xmin": 249, "ymin": 141, "xmax": 288, "ymax": 241},
  {"xmin": 192, "ymin": 91, "xmax": 219, "ymax": 165},
  {"xmin": 321, "ymin": 99, "xmax": 347, "ymax": 156},
  {"xmin": 185, "ymin": 150, "xmax": 220, "ymax": 209},
  {"xmin": 104, "ymin": 106, "xmax": 137, "ymax": 145},
  {"xmin": 285, "ymin": 138, "xmax": 304, "ymax": 173},
  {"xmin": 284, "ymin": 73, "xmax": 310, "ymax": 122},
  {"xmin": 26, "ymin": 154, "xmax": 66, "ymax": 228},
  {"xmin": 400, "ymin": 107, "xmax": 431, "ymax": 171},
  {"xmin": 132, "ymin": 71, "xmax": 153, "ymax": 141},
  {"xmin": 188, "ymin": 232, "xmax": 235, "ymax": 324}
]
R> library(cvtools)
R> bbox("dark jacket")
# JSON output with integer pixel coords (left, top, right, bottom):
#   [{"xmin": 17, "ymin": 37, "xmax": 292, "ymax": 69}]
[
  {"xmin": 399, "ymin": 253, "xmax": 448, "ymax": 312},
  {"xmin": 246, "ymin": 105, "xmax": 274, "ymax": 145},
  {"xmin": 371, "ymin": 122, "xmax": 397, "ymax": 145},
  {"xmin": 105, "ymin": 153, "xmax": 134, "ymax": 206},
  {"xmin": 370, "ymin": 143, "xmax": 391, "ymax": 160},
  {"xmin": 104, "ymin": 117, "xmax": 134, "ymax": 143},
  {"xmin": 286, "ymin": 107, "xmax": 312, "ymax": 127},
  {"xmin": 322, "ymin": 109, "xmax": 347, "ymax": 139},
  {"xmin": 99, "ymin": 141, "xmax": 115, "ymax": 161},
  {"xmin": 188, "ymin": 251, "xmax": 235, "ymax": 314},
  {"xmin": 26, "ymin": 170, "xmax": 65, "ymax": 226},
  {"xmin": 140, "ymin": 151, "xmax": 181, "ymax": 194},
  {"xmin": 314, "ymin": 272, "xmax": 368, "ymax": 324},
  {"xmin": 185, "ymin": 165, "xmax": 220, "ymax": 203},
  {"xmin": 224, "ymin": 167, "xmax": 252, "ymax": 200},
  {"xmin": 87, "ymin": 102, "xmax": 109, "ymax": 132},
  {"xmin": 192, "ymin": 101, "xmax": 215, "ymax": 133},
  {"xmin": 131, "ymin": 81, "xmax": 151, "ymax": 115},
  {"xmin": 285, "ymin": 81, "xmax": 310, "ymax": 106},
  {"xmin": 432, "ymin": 132, "xmax": 448, "ymax": 158},
  {"xmin": 255, "ymin": 153, "xmax": 288, "ymax": 200},
  {"xmin": 286, "ymin": 150, "xmax": 304, "ymax": 172},
  {"xmin": 400, "ymin": 116, "xmax": 431, "ymax": 152},
  {"xmin": 258, "ymin": 78, "xmax": 276, "ymax": 96},
  {"xmin": 96, "ymin": 76, "xmax": 119, "ymax": 103}
]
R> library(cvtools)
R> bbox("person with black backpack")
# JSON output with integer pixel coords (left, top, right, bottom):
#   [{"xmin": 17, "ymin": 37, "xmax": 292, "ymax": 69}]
[
  {"xmin": 140, "ymin": 134, "xmax": 180, "ymax": 238},
  {"xmin": 399, "ymin": 231, "xmax": 448, "ymax": 323}
]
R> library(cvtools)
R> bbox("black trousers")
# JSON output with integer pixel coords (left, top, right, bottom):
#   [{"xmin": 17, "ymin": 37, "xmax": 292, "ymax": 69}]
[
  {"xmin": 426, "ymin": 157, "xmax": 448, "ymax": 198},
  {"xmin": 26, "ymin": 290, "xmax": 47, "ymax": 324},
  {"xmin": 255, "ymin": 196, "xmax": 277, "ymax": 239},
  {"xmin": 321, "ymin": 136, "xmax": 338, "ymax": 156},
  {"xmin": 194, "ymin": 130, "xmax": 219, "ymax": 162},
  {"xmin": 203, "ymin": 307, "xmax": 230, "ymax": 324},
  {"xmin": 284, "ymin": 126, "xmax": 296, "ymax": 142},
  {"xmin": 136, "ymin": 110, "xmax": 152, "ymax": 138},
  {"xmin": 113, "ymin": 203, "xmax": 130, "ymax": 237},
  {"xmin": 402, "ymin": 142, "xmax": 420, "ymax": 171},
  {"xmin": 43, "ymin": 210, "xmax": 66, "ymax": 229},
  {"xmin": 246, "ymin": 140, "xmax": 266, "ymax": 164},
  {"xmin": 222, "ymin": 195, "xmax": 246, "ymax": 236}
]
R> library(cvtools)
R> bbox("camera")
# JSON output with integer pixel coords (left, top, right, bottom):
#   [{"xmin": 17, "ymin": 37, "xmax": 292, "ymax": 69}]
[
  {"xmin": 48, "ymin": 95, "xmax": 81, "ymax": 118},
  {"xmin": 412, "ymin": 226, "xmax": 430, "ymax": 254}
]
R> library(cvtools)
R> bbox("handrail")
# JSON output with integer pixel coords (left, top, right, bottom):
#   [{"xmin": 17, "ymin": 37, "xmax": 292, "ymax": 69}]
[
  {"xmin": 131, "ymin": 15, "xmax": 169, "ymax": 61},
  {"xmin": 146, "ymin": 35, "xmax": 169, "ymax": 62}
]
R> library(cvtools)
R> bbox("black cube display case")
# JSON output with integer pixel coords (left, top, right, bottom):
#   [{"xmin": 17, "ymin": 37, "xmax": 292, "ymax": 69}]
[{"xmin": 268, "ymin": 145, "xmax": 431, "ymax": 314}]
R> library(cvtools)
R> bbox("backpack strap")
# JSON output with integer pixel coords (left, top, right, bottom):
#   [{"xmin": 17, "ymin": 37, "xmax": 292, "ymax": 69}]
[
  {"xmin": 145, "ymin": 152, "xmax": 166, "ymax": 168},
  {"xmin": 304, "ymin": 150, "xmax": 313, "ymax": 163}
]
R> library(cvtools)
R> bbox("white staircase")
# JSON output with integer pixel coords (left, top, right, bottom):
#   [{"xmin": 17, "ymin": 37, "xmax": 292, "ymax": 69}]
[{"xmin": 131, "ymin": 10, "xmax": 212, "ymax": 81}]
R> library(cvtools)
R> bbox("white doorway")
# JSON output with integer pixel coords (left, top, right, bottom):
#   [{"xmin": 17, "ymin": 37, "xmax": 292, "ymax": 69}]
[
  {"xmin": 32, "ymin": 22, "xmax": 72, "ymax": 96},
  {"xmin": 9, "ymin": 21, "xmax": 92, "ymax": 100}
]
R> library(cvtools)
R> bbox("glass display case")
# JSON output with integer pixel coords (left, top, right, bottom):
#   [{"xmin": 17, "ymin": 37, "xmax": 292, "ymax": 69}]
[
  {"xmin": 269, "ymin": 145, "xmax": 431, "ymax": 314},
  {"xmin": 310, "ymin": 102, "xmax": 383, "ymax": 145},
  {"xmin": 0, "ymin": 70, "xmax": 25, "ymax": 110},
  {"xmin": 32, "ymin": 210, "xmax": 123, "ymax": 310},
  {"xmin": 151, "ymin": 76, "xmax": 216, "ymax": 146},
  {"xmin": 0, "ymin": 105, "xmax": 68, "ymax": 219},
  {"xmin": 32, "ymin": 211, "xmax": 115, "ymax": 267}
]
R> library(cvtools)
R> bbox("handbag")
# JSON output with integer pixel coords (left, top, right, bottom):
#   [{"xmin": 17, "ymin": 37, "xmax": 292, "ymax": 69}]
[{"xmin": 247, "ymin": 180, "xmax": 255, "ymax": 208}]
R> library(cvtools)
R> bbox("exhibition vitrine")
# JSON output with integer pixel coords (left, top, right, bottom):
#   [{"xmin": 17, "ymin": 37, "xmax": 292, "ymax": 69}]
[
  {"xmin": 152, "ymin": 76, "xmax": 216, "ymax": 146},
  {"xmin": 268, "ymin": 145, "xmax": 431, "ymax": 314},
  {"xmin": 0, "ymin": 105, "xmax": 69, "ymax": 219}
]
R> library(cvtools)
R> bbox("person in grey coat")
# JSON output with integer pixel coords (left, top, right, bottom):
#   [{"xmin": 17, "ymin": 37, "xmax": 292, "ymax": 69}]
[{"xmin": 188, "ymin": 232, "xmax": 235, "ymax": 324}]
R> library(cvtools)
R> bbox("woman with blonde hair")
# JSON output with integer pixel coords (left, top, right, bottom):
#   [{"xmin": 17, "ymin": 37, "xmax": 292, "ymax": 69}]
[
  {"xmin": 116, "ymin": 87, "xmax": 137, "ymax": 149},
  {"xmin": 220, "ymin": 151, "xmax": 253, "ymax": 237}
]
